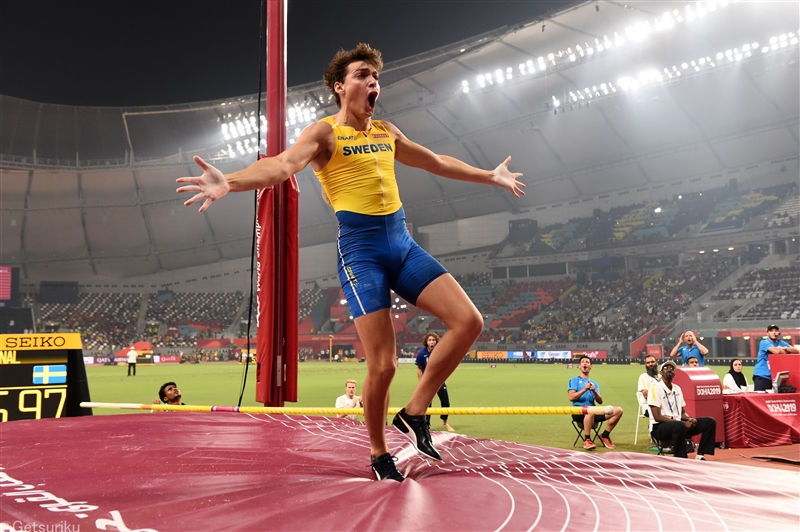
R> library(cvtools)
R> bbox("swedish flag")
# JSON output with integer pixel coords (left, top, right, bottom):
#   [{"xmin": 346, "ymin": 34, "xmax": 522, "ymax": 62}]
[{"xmin": 32, "ymin": 365, "xmax": 67, "ymax": 384}]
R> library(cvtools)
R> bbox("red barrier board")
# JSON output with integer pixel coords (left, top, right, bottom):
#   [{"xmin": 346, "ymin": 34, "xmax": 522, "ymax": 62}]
[
  {"xmin": 157, "ymin": 355, "xmax": 181, "ymax": 363},
  {"xmin": 722, "ymin": 393, "xmax": 800, "ymax": 448}
]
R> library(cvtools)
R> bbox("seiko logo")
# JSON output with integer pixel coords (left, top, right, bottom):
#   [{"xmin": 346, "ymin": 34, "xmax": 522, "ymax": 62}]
[
  {"xmin": 696, "ymin": 386, "xmax": 721, "ymax": 396},
  {"xmin": 766, "ymin": 400, "xmax": 797, "ymax": 414},
  {"xmin": 4, "ymin": 336, "xmax": 67, "ymax": 348}
]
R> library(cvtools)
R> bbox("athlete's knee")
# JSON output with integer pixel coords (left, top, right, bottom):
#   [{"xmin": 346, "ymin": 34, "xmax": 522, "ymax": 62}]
[
  {"xmin": 457, "ymin": 307, "xmax": 484, "ymax": 338},
  {"xmin": 368, "ymin": 356, "xmax": 396, "ymax": 382}
]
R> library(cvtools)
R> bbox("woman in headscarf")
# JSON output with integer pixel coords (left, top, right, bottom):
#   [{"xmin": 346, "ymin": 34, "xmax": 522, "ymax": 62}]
[{"xmin": 723, "ymin": 358, "xmax": 748, "ymax": 393}]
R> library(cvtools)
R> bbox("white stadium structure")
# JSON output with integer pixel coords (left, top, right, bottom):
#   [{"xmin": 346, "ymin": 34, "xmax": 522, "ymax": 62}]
[{"xmin": 1, "ymin": 0, "xmax": 798, "ymax": 336}]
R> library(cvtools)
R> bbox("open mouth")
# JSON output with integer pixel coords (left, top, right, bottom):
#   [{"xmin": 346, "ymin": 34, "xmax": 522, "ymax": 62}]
[{"xmin": 367, "ymin": 92, "xmax": 378, "ymax": 108}]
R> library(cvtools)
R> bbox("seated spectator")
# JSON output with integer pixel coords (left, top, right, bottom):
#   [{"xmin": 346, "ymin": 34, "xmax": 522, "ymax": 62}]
[
  {"xmin": 723, "ymin": 359, "xmax": 748, "ymax": 394},
  {"xmin": 686, "ymin": 356, "xmax": 700, "ymax": 367},
  {"xmin": 669, "ymin": 331, "xmax": 708, "ymax": 366},
  {"xmin": 648, "ymin": 360, "xmax": 716, "ymax": 460},
  {"xmin": 567, "ymin": 356, "xmax": 624, "ymax": 450},
  {"xmin": 636, "ymin": 355, "xmax": 659, "ymax": 416},
  {"xmin": 335, "ymin": 380, "xmax": 362, "ymax": 420}
]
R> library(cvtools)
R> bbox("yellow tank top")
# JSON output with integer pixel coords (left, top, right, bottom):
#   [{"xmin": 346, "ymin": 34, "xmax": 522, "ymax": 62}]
[{"xmin": 313, "ymin": 116, "xmax": 402, "ymax": 215}]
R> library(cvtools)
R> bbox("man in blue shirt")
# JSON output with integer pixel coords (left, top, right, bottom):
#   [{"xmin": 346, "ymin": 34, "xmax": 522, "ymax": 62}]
[
  {"xmin": 567, "ymin": 356, "xmax": 624, "ymax": 450},
  {"xmin": 753, "ymin": 324, "xmax": 799, "ymax": 391},
  {"xmin": 669, "ymin": 331, "xmax": 709, "ymax": 366}
]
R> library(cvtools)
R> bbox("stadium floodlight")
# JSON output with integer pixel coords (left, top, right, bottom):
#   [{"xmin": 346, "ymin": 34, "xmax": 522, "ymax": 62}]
[
  {"xmin": 496, "ymin": 69, "xmax": 505, "ymax": 83},
  {"xmin": 462, "ymin": 80, "xmax": 470, "ymax": 93},
  {"xmin": 506, "ymin": 67, "xmax": 513, "ymax": 80},
  {"xmin": 477, "ymin": 75, "xmax": 486, "ymax": 88},
  {"xmin": 569, "ymin": 53, "xmax": 576, "ymax": 62}
]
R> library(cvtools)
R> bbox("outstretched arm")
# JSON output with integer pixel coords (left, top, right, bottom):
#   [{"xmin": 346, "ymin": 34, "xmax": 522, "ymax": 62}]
[
  {"xmin": 176, "ymin": 121, "xmax": 330, "ymax": 212},
  {"xmin": 387, "ymin": 122, "xmax": 525, "ymax": 198}
]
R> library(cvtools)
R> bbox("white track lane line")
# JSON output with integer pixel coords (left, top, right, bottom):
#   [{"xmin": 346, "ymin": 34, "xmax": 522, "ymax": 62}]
[{"xmin": 477, "ymin": 471, "xmax": 516, "ymax": 532}]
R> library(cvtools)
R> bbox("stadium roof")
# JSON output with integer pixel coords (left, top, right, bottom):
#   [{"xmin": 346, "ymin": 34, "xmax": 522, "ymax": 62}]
[{"xmin": 1, "ymin": 0, "xmax": 798, "ymax": 280}]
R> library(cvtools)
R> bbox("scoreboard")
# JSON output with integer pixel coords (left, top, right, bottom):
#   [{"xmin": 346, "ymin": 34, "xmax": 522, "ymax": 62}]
[{"xmin": 0, "ymin": 333, "xmax": 92, "ymax": 422}]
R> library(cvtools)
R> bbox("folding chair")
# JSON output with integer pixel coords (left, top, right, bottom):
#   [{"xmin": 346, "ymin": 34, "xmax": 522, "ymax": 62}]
[
  {"xmin": 650, "ymin": 434, "xmax": 667, "ymax": 455},
  {"xmin": 571, "ymin": 415, "xmax": 605, "ymax": 447},
  {"xmin": 634, "ymin": 403, "xmax": 650, "ymax": 444},
  {"xmin": 652, "ymin": 435, "xmax": 689, "ymax": 455}
]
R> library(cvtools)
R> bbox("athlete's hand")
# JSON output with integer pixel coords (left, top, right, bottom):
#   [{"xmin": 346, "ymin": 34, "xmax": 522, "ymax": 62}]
[
  {"xmin": 176, "ymin": 156, "xmax": 231, "ymax": 213},
  {"xmin": 492, "ymin": 156, "xmax": 525, "ymax": 198}
]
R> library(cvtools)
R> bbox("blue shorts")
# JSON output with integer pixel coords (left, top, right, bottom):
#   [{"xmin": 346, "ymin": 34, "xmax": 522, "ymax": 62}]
[{"xmin": 336, "ymin": 207, "xmax": 447, "ymax": 318}]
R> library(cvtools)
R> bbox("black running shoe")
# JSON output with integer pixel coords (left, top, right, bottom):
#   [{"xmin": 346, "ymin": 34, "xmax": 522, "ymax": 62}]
[
  {"xmin": 392, "ymin": 408, "xmax": 442, "ymax": 461},
  {"xmin": 371, "ymin": 453, "xmax": 404, "ymax": 482}
]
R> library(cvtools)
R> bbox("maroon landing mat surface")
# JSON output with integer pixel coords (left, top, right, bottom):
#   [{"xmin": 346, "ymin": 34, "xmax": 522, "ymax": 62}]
[{"xmin": 1, "ymin": 413, "xmax": 798, "ymax": 531}]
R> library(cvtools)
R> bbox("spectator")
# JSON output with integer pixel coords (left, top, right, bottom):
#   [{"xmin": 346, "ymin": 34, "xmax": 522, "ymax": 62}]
[
  {"xmin": 723, "ymin": 359, "xmax": 748, "ymax": 394},
  {"xmin": 648, "ymin": 360, "xmax": 716, "ymax": 460},
  {"xmin": 154, "ymin": 382, "xmax": 184, "ymax": 406},
  {"xmin": 636, "ymin": 355, "xmax": 659, "ymax": 417},
  {"xmin": 567, "ymin": 356, "xmax": 624, "ymax": 450},
  {"xmin": 416, "ymin": 332, "xmax": 454, "ymax": 432},
  {"xmin": 753, "ymin": 324, "xmax": 799, "ymax": 391},
  {"xmin": 335, "ymin": 380, "xmax": 362, "ymax": 420},
  {"xmin": 126, "ymin": 346, "xmax": 137, "ymax": 376},
  {"xmin": 686, "ymin": 356, "xmax": 700, "ymax": 367},
  {"xmin": 669, "ymin": 331, "xmax": 709, "ymax": 366}
]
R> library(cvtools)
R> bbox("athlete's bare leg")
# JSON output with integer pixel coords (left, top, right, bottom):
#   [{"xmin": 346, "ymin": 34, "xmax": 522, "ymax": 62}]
[
  {"xmin": 405, "ymin": 274, "xmax": 483, "ymax": 416},
  {"xmin": 354, "ymin": 308, "xmax": 397, "ymax": 459}
]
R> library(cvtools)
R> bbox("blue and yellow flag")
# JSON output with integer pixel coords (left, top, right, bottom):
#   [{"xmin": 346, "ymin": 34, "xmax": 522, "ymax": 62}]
[{"xmin": 32, "ymin": 365, "xmax": 67, "ymax": 384}]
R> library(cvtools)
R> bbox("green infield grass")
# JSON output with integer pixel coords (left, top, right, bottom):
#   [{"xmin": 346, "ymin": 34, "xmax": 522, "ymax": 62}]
[{"xmin": 85, "ymin": 361, "xmax": 737, "ymax": 453}]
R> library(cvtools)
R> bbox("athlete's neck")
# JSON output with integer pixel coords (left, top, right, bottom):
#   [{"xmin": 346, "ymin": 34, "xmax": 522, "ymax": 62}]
[{"xmin": 334, "ymin": 109, "xmax": 372, "ymax": 132}]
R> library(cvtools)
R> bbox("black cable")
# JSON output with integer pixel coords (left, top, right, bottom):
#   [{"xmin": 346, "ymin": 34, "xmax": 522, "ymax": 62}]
[{"xmin": 238, "ymin": 0, "xmax": 266, "ymax": 407}]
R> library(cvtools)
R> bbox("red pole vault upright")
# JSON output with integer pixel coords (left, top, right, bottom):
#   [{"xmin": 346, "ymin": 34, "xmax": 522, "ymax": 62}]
[{"xmin": 256, "ymin": 0, "xmax": 299, "ymax": 406}]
